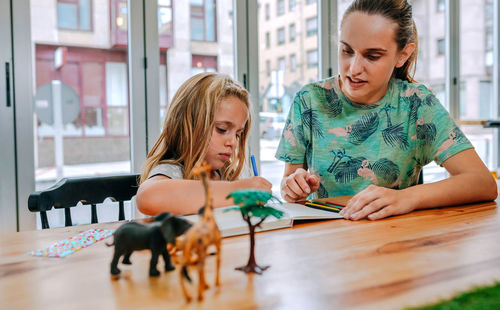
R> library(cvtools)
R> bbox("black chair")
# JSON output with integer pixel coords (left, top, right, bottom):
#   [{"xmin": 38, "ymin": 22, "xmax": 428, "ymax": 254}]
[{"xmin": 28, "ymin": 174, "xmax": 140, "ymax": 229}]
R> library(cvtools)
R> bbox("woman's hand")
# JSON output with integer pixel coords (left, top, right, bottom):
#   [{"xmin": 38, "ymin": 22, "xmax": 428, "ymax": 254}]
[
  {"xmin": 281, "ymin": 168, "xmax": 320, "ymax": 202},
  {"xmin": 339, "ymin": 185, "xmax": 417, "ymax": 220}
]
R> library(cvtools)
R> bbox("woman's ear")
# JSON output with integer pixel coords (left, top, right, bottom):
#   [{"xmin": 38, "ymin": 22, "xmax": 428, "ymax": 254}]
[{"xmin": 395, "ymin": 42, "xmax": 416, "ymax": 68}]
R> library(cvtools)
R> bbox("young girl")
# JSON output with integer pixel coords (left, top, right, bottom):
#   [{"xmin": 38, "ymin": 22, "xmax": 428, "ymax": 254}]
[
  {"xmin": 136, "ymin": 72, "xmax": 271, "ymax": 215},
  {"xmin": 276, "ymin": 0, "xmax": 497, "ymax": 220}
]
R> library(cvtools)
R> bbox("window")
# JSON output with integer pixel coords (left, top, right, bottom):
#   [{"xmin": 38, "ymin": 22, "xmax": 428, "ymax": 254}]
[
  {"xmin": 277, "ymin": 27, "xmax": 285, "ymax": 45},
  {"xmin": 191, "ymin": 55, "xmax": 217, "ymax": 75},
  {"xmin": 190, "ymin": 0, "xmax": 216, "ymax": 42},
  {"xmin": 289, "ymin": 0, "xmax": 296, "ymax": 11},
  {"xmin": 307, "ymin": 49, "xmax": 318, "ymax": 67},
  {"xmin": 485, "ymin": 0, "xmax": 493, "ymax": 66},
  {"xmin": 57, "ymin": 0, "xmax": 92, "ymax": 30},
  {"xmin": 306, "ymin": 0, "xmax": 317, "ymax": 4},
  {"xmin": 265, "ymin": 3, "xmax": 270, "ymax": 20},
  {"xmin": 277, "ymin": 0, "xmax": 285, "ymax": 16},
  {"xmin": 437, "ymin": 0, "xmax": 445, "ymax": 12},
  {"xmin": 158, "ymin": 0, "xmax": 173, "ymax": 48},
  {"xmin": 278, "ymin": 57, "xmax": 286, "ymax": 72},
  {"xmin": 289, "ymin": 23, "xmax": 296, "ymax": 42},
  {"xmin": 266, "ymin": 59, "xmax": 271, "ymax": 76},
  {"xmin": 266, "ymin": 32, "xmax": 271, "ymax": 48},
  {"xmin": 437, "ymin": 38, "xmax": 445, "ymax": 55},
  {"xmin": 290, "ymin": 54, "xmax": 296, "ymax": 72},
  {"xmin": 306, "ymin": 17, "xmax": 317, "ymax": 37}
]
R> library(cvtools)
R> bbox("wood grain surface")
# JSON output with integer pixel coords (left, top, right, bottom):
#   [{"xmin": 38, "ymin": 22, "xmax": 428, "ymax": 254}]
[{"xmin": 1, "ymin": 197, "xmax": 499, "ymax": 310}]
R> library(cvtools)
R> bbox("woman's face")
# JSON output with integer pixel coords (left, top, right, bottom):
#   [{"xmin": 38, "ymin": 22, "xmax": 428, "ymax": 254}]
[
  {"xmin": 339, "ymin": 12, "xmax": 413, "ymax": 104},
  {"xmin": 205, "ymin": 95, "xmax": 248, "ymax": 172}
]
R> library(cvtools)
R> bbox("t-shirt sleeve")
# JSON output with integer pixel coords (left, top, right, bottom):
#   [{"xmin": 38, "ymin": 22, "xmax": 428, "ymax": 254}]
[
  {"xmin": 147, "ymin": 163, "xmax": 184, "ymax": 179},
  {"xmin": 415, "ymin": 89, "xmax": 473, "ymax": 166},
  {"xmin": 274, "ymin": 87, "xmax": 311, "ymax": 164}
]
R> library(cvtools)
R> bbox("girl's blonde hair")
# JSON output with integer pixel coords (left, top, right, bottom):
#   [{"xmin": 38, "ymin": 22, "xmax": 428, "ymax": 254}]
[
  {"xmin": 140, "ymin": 72, "xmax": 251, "ymax": 184},
  {"xmin": 342, "ymin": 0, "xmax": 418, "ymax": 83}
]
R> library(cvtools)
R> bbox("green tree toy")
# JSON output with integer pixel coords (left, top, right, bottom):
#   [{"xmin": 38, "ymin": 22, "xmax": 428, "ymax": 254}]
[{"xmin": 226, "ymin": 189, "xmax": 284, "ymax": 274}]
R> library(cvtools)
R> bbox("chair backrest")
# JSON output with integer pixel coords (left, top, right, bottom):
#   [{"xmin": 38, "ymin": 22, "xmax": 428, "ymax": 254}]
[{"xmin": 28, "ymin": 174, "xmax": 140, "ymax": 229}]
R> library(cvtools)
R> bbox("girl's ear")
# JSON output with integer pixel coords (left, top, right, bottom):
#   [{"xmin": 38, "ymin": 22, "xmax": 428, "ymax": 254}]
[{"xmin": 395, "ymin": 42, "xmax": 416, "ymax": 68}]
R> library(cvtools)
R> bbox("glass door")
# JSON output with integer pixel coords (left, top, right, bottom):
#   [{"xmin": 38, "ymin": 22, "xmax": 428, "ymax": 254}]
[
  {"xmin": 30, "ymin": 0, "xmax": 133, "ymax": 227},
  {"xmin": 0, "ymin": 0, "xmax": 16, "ymax": 234},
  {"xmin": 257, "ymin": 0, "xmax": 320, "ymax": 194},
  {"xmin": 156, "ymin": 0, "xmax": 235, "ymax": 124}
]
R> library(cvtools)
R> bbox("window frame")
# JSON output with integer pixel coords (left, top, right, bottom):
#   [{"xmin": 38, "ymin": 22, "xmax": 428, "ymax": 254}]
[{"xmin": 57, "ymin": 0, "xmax": 93, "ymax": 31}]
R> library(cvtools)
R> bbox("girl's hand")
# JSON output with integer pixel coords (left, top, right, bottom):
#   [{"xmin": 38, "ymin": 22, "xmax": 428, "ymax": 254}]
[
  {"xmin": 339, "ymin": 185, "xmax": 417, "ymax": 220},
  {"xmin": 240, "ymin": 176, "xmax": 272, "ymax": 192},
  {"xmin": 281, "ymin": 168, "xmax": 320, "ymax": 202}
]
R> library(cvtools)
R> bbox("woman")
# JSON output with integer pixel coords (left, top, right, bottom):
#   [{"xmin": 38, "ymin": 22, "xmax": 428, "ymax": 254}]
[{"xmin": 276, "ymin": 0, "xmax": 497, "ymax": 220}]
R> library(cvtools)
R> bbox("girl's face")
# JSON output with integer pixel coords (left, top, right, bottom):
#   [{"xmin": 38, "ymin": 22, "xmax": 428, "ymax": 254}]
[
  {"xmin": 205, "ymin": 95, "xmax": 248, "ymax": 172},
  {"xmin": 339, "ymin": 12, "xmax": 414, "ymax": 104}
]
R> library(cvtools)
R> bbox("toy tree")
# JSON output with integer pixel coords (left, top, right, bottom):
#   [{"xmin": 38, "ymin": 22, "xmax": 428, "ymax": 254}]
[{"xmin": 226, "ymin": 189, "xmax": 284, "ymax": 274}]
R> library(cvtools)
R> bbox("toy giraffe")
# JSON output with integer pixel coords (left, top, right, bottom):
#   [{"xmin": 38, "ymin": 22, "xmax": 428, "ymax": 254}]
[{"xmin": 176, "ymin": 162, "xmax": 221, "ymax": 302}]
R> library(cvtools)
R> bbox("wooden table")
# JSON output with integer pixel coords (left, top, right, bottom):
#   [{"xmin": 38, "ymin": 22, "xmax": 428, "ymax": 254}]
[{"xmin": 1, "ymin": 199, "xmax": 500, "ymax": 310}]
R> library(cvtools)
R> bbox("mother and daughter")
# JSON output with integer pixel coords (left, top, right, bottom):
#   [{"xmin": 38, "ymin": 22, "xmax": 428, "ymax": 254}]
[{"xmin": 136, "ymin": 0, "xmax": 496, "ymax": 220}]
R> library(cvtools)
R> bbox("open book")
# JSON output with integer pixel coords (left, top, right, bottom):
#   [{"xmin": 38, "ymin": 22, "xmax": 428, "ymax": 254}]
[{"xmin": 183, "ymin": 196, "xmax": 352, "ymax": 238}]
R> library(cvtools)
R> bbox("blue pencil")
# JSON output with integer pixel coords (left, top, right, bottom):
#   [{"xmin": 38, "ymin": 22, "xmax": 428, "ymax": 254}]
[{"xmin": 250, "ymin": 155, "xmax": 258, "ymax": 176}]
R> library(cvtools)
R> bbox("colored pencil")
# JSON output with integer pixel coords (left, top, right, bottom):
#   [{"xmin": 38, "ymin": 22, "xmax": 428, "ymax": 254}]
[
  {"xmin": 305, "ymin": 201, "xmax": 342, "ymax": 213},
  {"xmin": 250, "ymin": 155, "xmax": 258, "ymax": 176}
]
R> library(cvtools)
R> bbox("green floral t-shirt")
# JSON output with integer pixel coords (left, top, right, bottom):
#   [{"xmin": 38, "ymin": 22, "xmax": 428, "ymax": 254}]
[{"xmin": 275, "ymin": 76, "xmax": 473, "ymax": 198}]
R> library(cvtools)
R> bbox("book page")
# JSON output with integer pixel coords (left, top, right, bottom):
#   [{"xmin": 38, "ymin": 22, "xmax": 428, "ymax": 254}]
[
  {"xmin": 183, "ymin": 207, "xmax": 293, "ymax": 238},
  {"xmin": 270, "ymin": 202, "xmax": 343, "ymax": 220}
]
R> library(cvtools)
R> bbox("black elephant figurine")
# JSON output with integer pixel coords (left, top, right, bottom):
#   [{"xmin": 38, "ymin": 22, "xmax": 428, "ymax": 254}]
[{"xmin": 108, "ymin": 212, "xmax": 192, "ymax": 276}]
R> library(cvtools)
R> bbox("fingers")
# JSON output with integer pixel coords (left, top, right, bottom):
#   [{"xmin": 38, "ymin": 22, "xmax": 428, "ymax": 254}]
[
  {"xmin": 280, "ymin": 169, "xmax": 316, "ymax": 202},
  {"xmin": 307, "ymin": 175, "xmax": 320, "ymax": 192},
  {"xmin": 254, "ymin": 176, "xmax": 272, "ymax": 192},
  {"xmin": 339, "ymin": 186, "xmax": 413, "ymax": 221}
]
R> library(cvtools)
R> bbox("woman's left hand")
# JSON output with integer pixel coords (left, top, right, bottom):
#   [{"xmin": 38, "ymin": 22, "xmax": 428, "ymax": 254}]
[{"xmin": 339, "ymin": 185, "xmax": 417, "ymax": 220}]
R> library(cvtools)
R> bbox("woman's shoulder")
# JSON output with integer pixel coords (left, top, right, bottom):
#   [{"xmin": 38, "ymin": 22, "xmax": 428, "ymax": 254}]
[
  {"xmin": 394, "ymin": 79, "xmax": 435, "ymax": 99},
  {"xmin": 295, "ymin": 76, "xmax": 339, "ymax": 98}
]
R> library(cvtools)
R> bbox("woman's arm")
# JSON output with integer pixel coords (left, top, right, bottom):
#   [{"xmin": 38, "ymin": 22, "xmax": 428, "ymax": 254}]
[
  {"xmin": 340, "ymin": 149, "xmax": 498, "ymax": 220},
  {"xmin": 280, "ymin": 162, "xmax": 320, "ymax": 202},
  {"xmin": 136, "ymin": 175, "xmax": 272, "ymax": 215}
]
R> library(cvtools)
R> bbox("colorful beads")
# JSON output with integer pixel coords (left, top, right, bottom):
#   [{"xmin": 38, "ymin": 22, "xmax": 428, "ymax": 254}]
[{"xmin": 29, "ymin": 228, "xmax": 114, "ymax": 258}]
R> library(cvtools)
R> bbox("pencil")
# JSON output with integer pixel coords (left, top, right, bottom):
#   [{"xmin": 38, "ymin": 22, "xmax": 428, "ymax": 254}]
[
  {"xmin": 312, "ymin": 200, "xmax": 346, "ymax": 209},
  {"xmin": 305, "ymin": 202, "xmax": 342, "ymax": 212},
  {"xmin": 250, "ymin": 154, "xmax": 258, "ymax": 176},
  {"xmin": 324, "ymin": 201, "xmax": 346, "ymax": 208}
]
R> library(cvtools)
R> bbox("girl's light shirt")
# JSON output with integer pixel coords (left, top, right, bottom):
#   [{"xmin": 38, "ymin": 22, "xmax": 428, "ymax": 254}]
[
  {"xmin": 147, "ymin": 163, "xmax": 222, "ymax": 180},
  {"xmin": 275, "ymin": 76, "xmax": 473, "ymax": 198}
]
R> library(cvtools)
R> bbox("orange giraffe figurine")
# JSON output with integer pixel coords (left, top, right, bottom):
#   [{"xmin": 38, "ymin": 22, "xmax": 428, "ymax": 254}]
[{"xmin": 176, "ymin": 162, "xmax": 221, "ymax": 302}]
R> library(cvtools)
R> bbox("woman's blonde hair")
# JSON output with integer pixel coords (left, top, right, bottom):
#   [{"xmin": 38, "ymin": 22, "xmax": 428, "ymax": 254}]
[
  {"xmin": 140, "ymin": 72, "xmax": 251, "ymax": 184},
  {"xmin": 342, "ymin": 0, "xmax": 418, "ymax": 83}
]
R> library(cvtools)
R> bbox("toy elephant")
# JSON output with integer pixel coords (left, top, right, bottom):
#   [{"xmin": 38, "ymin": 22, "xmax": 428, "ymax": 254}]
[{"xmin": 108, "ymin": 212, "xmax": 192, "ymax": 276}]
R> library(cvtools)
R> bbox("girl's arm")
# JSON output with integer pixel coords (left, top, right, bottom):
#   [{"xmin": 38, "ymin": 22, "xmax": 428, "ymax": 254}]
[
  {"xmin": 340, "ymin": 149, "xmax": 498, "ymax": 220},
  {"xmin": 136, "ymin": 175, "xmax": 272, "ymax": 215},
  {"xmin": 280, "ymin": 163, "xmax": 320, "ymax": 202}
]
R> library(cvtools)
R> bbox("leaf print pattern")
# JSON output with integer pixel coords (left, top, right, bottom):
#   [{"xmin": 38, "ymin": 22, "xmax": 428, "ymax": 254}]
[
  {"xmin": 279, "ymin": 155, "xmax": 294, "ymax": 162},
  {"xmin": 416, "ymin": 120, "xmax": 437, "ymax": 144},
  {"xmin": 409, "ymin": 93, "xmax": 435, "ymax": 122},
  {"xmin": 333, "ymin": 157, "xmax": 366, "ymax": 184},
  {"xmin": 327, "ymin": 149, "xmax": 350, "ymax": 173},
  {"xmin": 381, "ymin": 105, "xmax": 409, "ymax": 149},
  {"xmin": 317, "ymin": 183, "xmax": 329, "ymax": 198},
  {"xmin": 372, "ymin": 158, "xmax": 399, "ymax": 187},
  {"xmin": 302, "ymin": 108, "xmax": 324, "ymax": 138},
  {"xmin": 348, "ymin": 112, "xmax": 379, "ymax": 145},
  {"xmin": 452, "ymin": 126, "xmax": 467, "ymax": 143}
]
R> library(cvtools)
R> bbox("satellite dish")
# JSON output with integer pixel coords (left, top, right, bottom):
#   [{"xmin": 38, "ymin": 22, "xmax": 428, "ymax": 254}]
[{"xmin": 34, "ymin": 81, "xmax": 80, "ymax": 125}]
